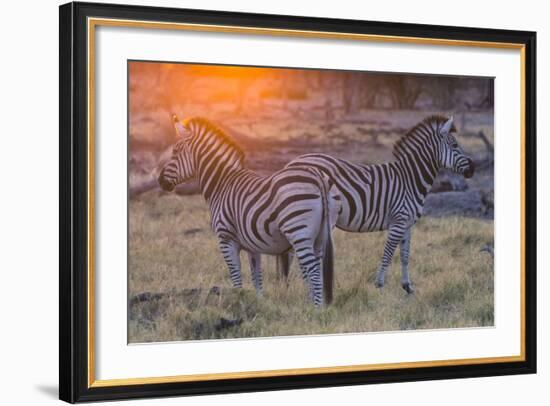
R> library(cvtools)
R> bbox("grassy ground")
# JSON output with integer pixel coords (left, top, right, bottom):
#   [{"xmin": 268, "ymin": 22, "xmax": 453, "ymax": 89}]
[{"xmin": 128, "ymin": 192, "xmax": 494, "ymax": 343}]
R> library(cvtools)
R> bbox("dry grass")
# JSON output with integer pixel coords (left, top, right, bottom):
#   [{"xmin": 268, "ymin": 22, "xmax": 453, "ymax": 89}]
[{"xmin": 129, "ymin": 192, "xmax": 494, "ymax": 343}]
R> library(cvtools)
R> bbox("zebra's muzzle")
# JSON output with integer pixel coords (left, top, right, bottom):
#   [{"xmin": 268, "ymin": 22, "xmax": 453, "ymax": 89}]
[
  {"xmin": 463, "ymin": 158, "xmax": 475, "ymax": 179},
  {"xmin": 158, "ymin": 170, "xmax": 175, "ymax": 191}
]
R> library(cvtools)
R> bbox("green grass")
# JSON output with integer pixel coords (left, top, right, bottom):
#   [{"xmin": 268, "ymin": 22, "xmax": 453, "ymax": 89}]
[{"xmin": 129, "ymin": 192, "xmax": 494, "ymax": 343}]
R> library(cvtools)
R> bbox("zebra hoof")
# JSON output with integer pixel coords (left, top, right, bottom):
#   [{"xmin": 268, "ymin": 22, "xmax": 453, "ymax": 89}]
[
  {"xmin": 402, "ymin": 283, "xmax": 414, "ymax": 294},
  {"xmin": 374, "ymin": 280, "xmax": 385, "ymax": 289}
]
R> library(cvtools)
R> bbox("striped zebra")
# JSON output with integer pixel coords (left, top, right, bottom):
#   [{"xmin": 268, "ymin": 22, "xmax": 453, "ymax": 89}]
[
  {"xmin": 157, "ymin": 115, "xmax": 340, "ymax": 307},
  {"xmin": 283, "ymin": 115, "xmax": 475, "ymax": 294}
]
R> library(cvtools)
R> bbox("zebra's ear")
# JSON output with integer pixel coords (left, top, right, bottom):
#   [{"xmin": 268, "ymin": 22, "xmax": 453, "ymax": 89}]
[
  {"xmin": 440, "ymin": 116, "xmax": 454, "ymax": 134},
  {"xmin": 172, "ymin": 114, "xmax": 192, "ymax": 138}
]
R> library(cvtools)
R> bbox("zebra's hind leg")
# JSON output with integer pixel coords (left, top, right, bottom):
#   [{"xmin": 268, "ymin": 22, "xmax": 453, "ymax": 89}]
[
  {"xmin": 287, "ymin": 237, "xmax": 323, "ymax": 307},
  {"xmin": 375, "ymin": 219, "xmax": 408, "ymax": 290},
  {"xmin": 247, "ymin": 252, "xmax": 263, "ymax": 297},
  {"xmin": 218, "ymin": 239, "xmax": 243, "ymax": 288},
  {"xmin": 400, "ymin": 228, "xmax": 414, "ymax": 294}
]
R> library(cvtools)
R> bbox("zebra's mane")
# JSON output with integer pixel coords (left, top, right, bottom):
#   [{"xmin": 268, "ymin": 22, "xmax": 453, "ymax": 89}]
[
  {"xmin": 392, "ymin": 115, "xmax": 456, "ymax": 160},
  {"xmin": 185, "ymin": 117, "xmax": 245, "ymax": 163}
]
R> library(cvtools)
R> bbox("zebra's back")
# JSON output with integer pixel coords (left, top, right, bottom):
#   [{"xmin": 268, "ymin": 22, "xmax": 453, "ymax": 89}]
[
  {"xmin": 211, "ymin": 165, "xmax": 336, "ymax": 255},
  {"xmin": 286, "ymin": 153, "xmax": 401, "ymax": 232}
]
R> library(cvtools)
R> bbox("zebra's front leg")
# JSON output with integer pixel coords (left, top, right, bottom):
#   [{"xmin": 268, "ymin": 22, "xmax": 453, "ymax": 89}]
[
  {"xmin": 218, "ymin": 239, "xmax": 242, "ymax": 288},
  {"xmin": 247, "ymin": 252, "xmax": 263, "ymax": 297},
  {"xmin": 400, "ymin": 228, "xmax": 414, "ymax": 294},
  {"xmin": 375, "ymin": 221, "xmax": 408, "ymax": 289}
]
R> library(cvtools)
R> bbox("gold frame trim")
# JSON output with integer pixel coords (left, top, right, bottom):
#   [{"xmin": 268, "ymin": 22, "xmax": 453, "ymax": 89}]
[{"xmin": 87, "ymin": 17, "xmax": 527, "ymax": 388}]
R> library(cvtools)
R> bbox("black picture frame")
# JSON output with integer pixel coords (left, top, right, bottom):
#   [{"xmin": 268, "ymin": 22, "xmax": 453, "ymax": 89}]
[{"xmin": 59, "ymin": 1, "xmax": 537, "ymax": 403}]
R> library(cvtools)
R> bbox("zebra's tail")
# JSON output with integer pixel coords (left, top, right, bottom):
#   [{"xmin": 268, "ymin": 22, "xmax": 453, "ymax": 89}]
[
  {"xmin": 322, "ymin": 219, "xmax": 334, "ymax": 306},
  {"xmin": 308, "ymin": 168, "xmax": 335, "ymax": 306}
]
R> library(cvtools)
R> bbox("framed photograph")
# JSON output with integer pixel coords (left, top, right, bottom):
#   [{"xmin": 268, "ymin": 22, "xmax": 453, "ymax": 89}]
[{"xmin": 59, "ymin": 1, "xmax": 536, "ymax": 403}]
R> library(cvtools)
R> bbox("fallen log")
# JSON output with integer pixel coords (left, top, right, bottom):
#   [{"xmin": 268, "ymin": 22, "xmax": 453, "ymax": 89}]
[
  {"xmin": 129, "ymin": 179, "xmax": 201, "ymax": 198},
  {"xmin": 129, "ymin": 179, "xmax": 158, "ymax": 198}
]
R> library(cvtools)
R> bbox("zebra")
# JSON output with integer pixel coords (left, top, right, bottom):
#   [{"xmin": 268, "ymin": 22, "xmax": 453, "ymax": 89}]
[
  {"xmin": 157, "ymin": 115, "xmax": 340, "ymax": 307},
  {"xmin": 282, "ymin": 115, "xmax": 475, "ymax": 294}
]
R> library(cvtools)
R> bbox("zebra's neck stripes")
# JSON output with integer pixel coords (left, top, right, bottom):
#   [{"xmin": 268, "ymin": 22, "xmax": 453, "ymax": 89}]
[{"xmin": 186, "ymin": 118, "xmax": 245, "ymax": 202}]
